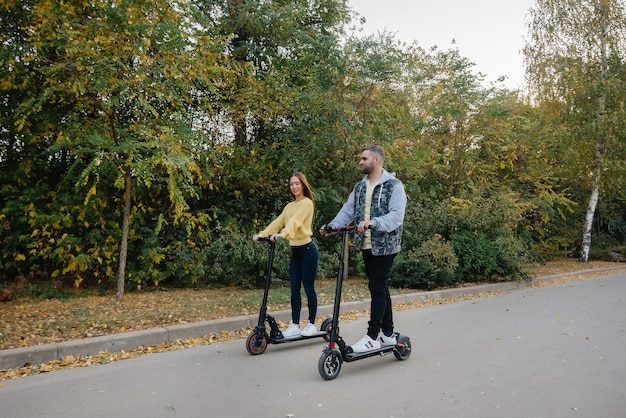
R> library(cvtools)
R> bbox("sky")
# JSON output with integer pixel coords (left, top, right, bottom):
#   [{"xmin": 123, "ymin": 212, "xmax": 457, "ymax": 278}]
[{"xmin": 347, "ymin": 0, "xmax": 536, "ymax": 90}]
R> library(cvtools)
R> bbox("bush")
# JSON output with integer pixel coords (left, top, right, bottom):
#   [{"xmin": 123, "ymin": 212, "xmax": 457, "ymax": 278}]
[
  {"xmin": 202, "ymin": 231, "xmax": 288, "ymax": 288},
  {"xmin": 401, "ymin": 199, "xmax": 450, "ymax": 251},
  {"xmin": 317, "ymin": 247, "xmax": 339, "ymax": 281},
  {"xmin": 203, "ymin": 230, "xmax": 339, "ymax": 288},
  {"xmin": 451, "ymin": 230, "xmax": 498, "ymax": 282},
  {"xmin": 390, "ymin": 254, "xmax": 438, "ymax": 290},
  {"xmin": 390, "ymin": 234, "xmax": 458, "ymax": 290},
  {"xmin": 493, "ymin": 235, "xmax": 530, "ymax": 281},
  {"xmin": 18, "ymin": 282, "xmax": 78, "ymax": 300},
  {"xmin": 590, "ymin": 241, "xmax": 626, "ymax": 262}
]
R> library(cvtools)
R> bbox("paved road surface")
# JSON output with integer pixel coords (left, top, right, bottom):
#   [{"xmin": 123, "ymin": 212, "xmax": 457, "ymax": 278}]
[{"xmin": 2, "ymin": 272, "xmax": 625, "ymax": 417}]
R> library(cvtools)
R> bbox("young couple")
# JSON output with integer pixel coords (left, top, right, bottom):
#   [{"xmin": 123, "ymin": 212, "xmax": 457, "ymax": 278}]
[{"xmin": 253, "ymin": 145, "xmax": 407, "ymax": 352}]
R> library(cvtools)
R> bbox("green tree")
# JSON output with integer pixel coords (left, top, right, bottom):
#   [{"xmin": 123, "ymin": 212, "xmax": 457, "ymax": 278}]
[
  {"xmin": 193, "ymin": 0, "xmax": 353, "ymax": 226},
  {"xmin": 524, "ymin": 0, "xmax": 626, "ymax": 261},
  {"xmin": 406, "ymin": 46, "xmax": 494, "ymax": 198},
  {"xmin": 9, "ymin": 0, "xmax": 236, "ymax": 300}
]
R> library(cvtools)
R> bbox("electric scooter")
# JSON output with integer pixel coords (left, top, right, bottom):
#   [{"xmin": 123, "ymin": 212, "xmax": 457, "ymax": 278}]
[
  {"xmin": 317, "ymin": 226, "xmax": 411, "ymax": 380},
  {"xmin": 246, "ymin": 237, "xmax": 333, "ymax": 355}
]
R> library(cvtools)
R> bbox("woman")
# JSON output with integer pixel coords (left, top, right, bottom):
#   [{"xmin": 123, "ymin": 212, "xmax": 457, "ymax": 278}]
[{"xmin": 253, "ymin": 172, "xmax": 319, "ymax": 337}]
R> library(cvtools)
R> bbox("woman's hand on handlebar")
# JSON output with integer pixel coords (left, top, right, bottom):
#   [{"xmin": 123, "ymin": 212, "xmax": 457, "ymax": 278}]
[{"xmin": 254, "ymin": 233, "xmax": 283, "ymax": 243}]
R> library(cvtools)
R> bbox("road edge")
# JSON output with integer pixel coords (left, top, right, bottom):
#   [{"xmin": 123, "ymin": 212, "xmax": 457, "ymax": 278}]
[{"xmin": 2, "ymin": 265, "xmax": 625, "ymax": 370}]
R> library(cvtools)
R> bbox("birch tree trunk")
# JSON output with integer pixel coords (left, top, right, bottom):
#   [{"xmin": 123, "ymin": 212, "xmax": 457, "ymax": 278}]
[
  {"xmin": 580, "ymin": 0, "xmax": 609, "ymax": 262},
  {"xmin": 580, "ymin": 159, "xmax": 602, "ymax": 262}
]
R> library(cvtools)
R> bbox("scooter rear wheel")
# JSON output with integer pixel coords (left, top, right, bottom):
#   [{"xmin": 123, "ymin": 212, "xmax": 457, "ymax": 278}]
[
  {"xmin": 393, "ymin": 335, "xmax": 411, "ymax": 361},
  {"xmin": 246, "ymin": 331, "xmax": 268, "ymax": 355},
  {"xmin": 320, "ymin": 318, "xmax": 334, "ymax": 342},
  {"xmin": 318, "ymin": 349, "xmax": 342, "ymax": 380}
]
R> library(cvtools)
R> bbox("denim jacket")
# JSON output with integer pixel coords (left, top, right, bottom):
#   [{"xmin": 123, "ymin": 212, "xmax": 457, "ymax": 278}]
[{"xmin": 329, "ymin": 169, "xmax": 406, "ymax": 255}]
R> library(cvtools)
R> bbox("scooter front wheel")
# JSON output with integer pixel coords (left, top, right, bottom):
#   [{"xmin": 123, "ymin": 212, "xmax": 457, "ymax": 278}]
[
  {"xmin": 318, "ymin": 348, "xmax": 343, "ymax": 380},
  {"xmin": 246, "ymin": 331, "xmax": 268, "ymax": 355}
]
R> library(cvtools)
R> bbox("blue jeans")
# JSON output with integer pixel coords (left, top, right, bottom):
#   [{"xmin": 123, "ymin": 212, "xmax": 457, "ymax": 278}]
[
  {"xmin": 362, "ymin": 249, "xmax": 396, "ymax": 339},
  {"xmin": 289, "ymin": 241, "xmax": 319, "ymax": 324}
]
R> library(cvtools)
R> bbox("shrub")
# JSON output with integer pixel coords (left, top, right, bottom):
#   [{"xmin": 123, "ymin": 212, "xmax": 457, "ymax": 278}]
[
  {"xmin": 401, "ymin": 199, "xmax": 450, "ymax": 251},
  {"xmin": 416, "ymin": 234, "xmax": 459, "ymax": 272},
  {"xmin": 390, "ymin": 234, "xmax": 458, "ymax": 290},
  {"xmin": 390, "ymin": 254, "xmax": 438, "ymax": 290},
  {"xmin": 203, "ymin": 232, "xmax": 290, "ymax": 288},
  {"xmin": 494, "ymin": 235, "xmax": 531, "ymax": 281},
  {"xmin": 203, "ymin": 230, "xmax": 339, "ymax": 288},
  {"xmin": 451, "ymin": 230, "xmax": 498, "ymax": 282},
  {"xmin": 590, "ymin": 240, "xmax": 626, "ymax": 262}
]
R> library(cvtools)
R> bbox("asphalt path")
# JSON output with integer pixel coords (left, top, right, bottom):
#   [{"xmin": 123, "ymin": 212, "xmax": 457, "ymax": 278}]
[{"xmin": 2, "ymin": 271, "xmax": 625, "ymax": 417}]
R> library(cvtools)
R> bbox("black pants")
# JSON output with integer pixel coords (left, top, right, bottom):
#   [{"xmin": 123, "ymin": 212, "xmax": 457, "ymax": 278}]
[{"xmin": 362, "ymin": 249, "xmax": 396, "ymax": 339}]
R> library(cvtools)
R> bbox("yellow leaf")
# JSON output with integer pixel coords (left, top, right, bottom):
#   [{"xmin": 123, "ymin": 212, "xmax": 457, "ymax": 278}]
[
  {"xmin": 86, "ymin": 184, "xmax": 97, "ymax": 200},
  {"xmin": 60, "ymin": 355, "xmax": 76, "ymax": 366}
]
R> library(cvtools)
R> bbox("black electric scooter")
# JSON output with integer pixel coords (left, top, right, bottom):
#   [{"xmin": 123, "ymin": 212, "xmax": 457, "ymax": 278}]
[
  {"xmin": 317, "ymin": 226, "xmax": 411, "ymax": 380},
  {"xmin": 245, "ymin": 237, "xmax": 333, "ymax": 355}
]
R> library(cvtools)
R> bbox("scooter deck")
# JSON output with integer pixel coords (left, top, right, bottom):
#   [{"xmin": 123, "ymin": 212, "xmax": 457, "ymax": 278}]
[
  {"xmin": 268, "ymin": 330, "xmax": 329, "ymax": 344},
  {"xmin": 342, "ymin": 333, "xmax": 409, "ymax": 362},
  {"xmin": 344, "ymin": 343, "xmax": 400, "ymax": 361}
]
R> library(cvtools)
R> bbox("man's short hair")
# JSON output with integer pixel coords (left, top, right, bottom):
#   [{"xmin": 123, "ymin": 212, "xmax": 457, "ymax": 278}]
[{"xmin": 363, "ymin": 145, "xmax": 385, "ymax": 160}]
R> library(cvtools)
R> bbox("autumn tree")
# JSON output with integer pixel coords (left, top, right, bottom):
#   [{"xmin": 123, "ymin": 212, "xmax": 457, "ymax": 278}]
[
  {"xmin": 6, "ymin": 0, "xmax": 236, "ymax": 300},
  {"xmin": 5, "ymin": 0, "xmax": 624, "ymax": 295},
  {"xmin": 524, "ymin": 0, "xmax": 626, "ymax": 261},
  {"xmin": 192, "ymin": 0, "xmax": 353, "ymax": 227},
  {"xmin": 196, "ymin": 0, "xmax": 351, "ymax": 146}
]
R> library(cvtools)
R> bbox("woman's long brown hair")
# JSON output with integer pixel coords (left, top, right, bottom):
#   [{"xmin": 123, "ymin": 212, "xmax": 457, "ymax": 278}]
[{"xmin": 290, "ymin": 172, "xmax": 316, "ymax": 210}]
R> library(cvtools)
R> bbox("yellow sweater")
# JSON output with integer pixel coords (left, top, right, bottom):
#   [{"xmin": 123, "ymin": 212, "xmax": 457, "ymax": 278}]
[{"xmin": 259, "ymin": 198, "xmax": 314, "ymax": 246}]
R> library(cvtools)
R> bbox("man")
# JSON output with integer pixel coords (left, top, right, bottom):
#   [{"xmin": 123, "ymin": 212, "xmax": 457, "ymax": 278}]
[{"xmin": 320, "ymin": 145, "xmax": 407, "ymax": 352}]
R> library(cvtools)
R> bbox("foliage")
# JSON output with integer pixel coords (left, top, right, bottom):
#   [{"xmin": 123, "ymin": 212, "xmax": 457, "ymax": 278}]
[
  {"xmin": 202, "ymin": 227, "xmax": 291, "ymax": 288},
  {"xmin": 1, "ymin": 0, "xmax": 625, "ymax": 298},
  {"xmin": 390, "ymin": 234, "xmax": 458, "ymax": 289},
  {"xmin": 1, "ymin": 0, "xmax": 236, "ymax": 298},
  {"xmin": 524, "ymin": 0, "xmax": 626, "ymax": 261},
  {"xmin": 493, "ymin": 235, "xmax": 531, "ymax": 281},
  {"xmin": 451, "ymin": 230, "xmax": 498, "ymax": 282},
  {"xmin": 202, "ymin": 227, "xmax": 339, "ymax": 288}
]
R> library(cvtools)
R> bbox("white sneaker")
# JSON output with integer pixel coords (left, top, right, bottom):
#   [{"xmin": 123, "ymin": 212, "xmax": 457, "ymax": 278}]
[
  {"xmin": 282, "ymin": 323, "xmax": 300, "ymax": 337},
  {"xmin": 301, "ymin": 322, "xmax": 317, "ymax": 337},
  {"xmin": 377, "ymin": 331, "xmax": 397, "ymax": 346},
  {"xmin": 350, "ymin": 335, "xmax": 381, "ymax": 353}
]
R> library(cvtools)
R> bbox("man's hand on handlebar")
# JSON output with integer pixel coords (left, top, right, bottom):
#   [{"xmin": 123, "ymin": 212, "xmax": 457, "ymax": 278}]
[
  {"xmin": 319, "ymin": 224, "xmax": 333, "ymax": 237},
  {"xmin": 319, "ymin": 223, "xmax": 370, "ymax": 237},
  {"xmin": 357, "ymin": 221, "xmax": 373, "ymax": 234}
]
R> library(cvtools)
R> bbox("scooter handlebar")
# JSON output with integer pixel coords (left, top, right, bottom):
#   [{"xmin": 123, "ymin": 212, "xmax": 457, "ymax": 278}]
[
  {"xmin": 323, "ymin": 225, "xmax": 363, "ymax": 233},
  {"xmin": 324, "ymin": 225, "xmax": 353, "ymax": 233}
]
